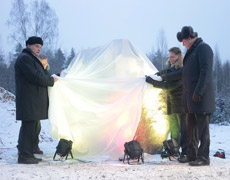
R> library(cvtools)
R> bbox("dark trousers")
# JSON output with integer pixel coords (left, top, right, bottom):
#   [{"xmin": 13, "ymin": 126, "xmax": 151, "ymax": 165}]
[
  {"xmin": 186, "ymin": 113, "xmax": 210, "ymax": 160},
  {"xmin": 18, "ymin": 121, "xmax": 39, "ymax": 158},
  {"xmin": 34, "ymin": 120, "xmax": 41, "ymax": 148},
  {"xmin": 179, "ymin": 114, "xmax": 188, "ymax": 155}
]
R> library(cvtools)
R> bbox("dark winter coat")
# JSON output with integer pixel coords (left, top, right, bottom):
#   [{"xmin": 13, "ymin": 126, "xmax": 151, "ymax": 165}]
[
  {"xmin": 152, "ymin": 66, "xmax": 184, "ymax": 115},
  {"xmin": 164, "ymin": 38, "xmax": 215, "ymax": 113},
  {"xmin": 14, "ymin": 48, "xmax": 54, "ymax": 121}
]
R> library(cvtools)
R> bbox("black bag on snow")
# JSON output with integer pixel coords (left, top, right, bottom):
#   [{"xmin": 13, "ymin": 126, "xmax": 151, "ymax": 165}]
[
  {"xmin": 161, "ymin": 138, "xmax": 179, "ymax": 160},
  {"xmin": 213, "ymin": 149, "xmax": 225, "ymax": 159},
  {"xmin": 53, "ymin": 139, "xmax": 74, "ymax": 160},
  {"xmin": 123, "ymin": 140, "xmax": 144, "ymax": 164}
]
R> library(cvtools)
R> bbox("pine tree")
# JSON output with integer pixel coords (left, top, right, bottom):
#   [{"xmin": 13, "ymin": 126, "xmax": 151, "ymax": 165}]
[
  {"xmin": 0, "ymin": 51, "xmax": 7, "ymax": 89},
  {"xmin": 64, "ymin": 48, "xmax": 76, "ymax": 68},
  {"xmin": 4, "ymin": 43, "xmax": 23, "ymax": 94},
  {"xmin": 49, "ymin": 48, "xmax": 66, "ymax": 74},
  {"xmin": 222, "ymin": 61, "xmax": 230, "ymax": 95},
  {"xmin": 213, "ymin": 47, "xmax": 223, "ymax": 94}
]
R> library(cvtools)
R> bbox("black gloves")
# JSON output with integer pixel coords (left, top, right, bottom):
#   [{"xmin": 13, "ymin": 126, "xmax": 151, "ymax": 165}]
[
  {"xmin": 145, "ymin": 76, "xmax": 155, "ymax": 85},
  {"xmin": 192, "ymin": 93, "xmax": 202, "ymax": 102},
  {"xmin": 161, "ymin": 75, "xmax": 166, "ymax": 81},
  {"xmin": 155, "ymin": 72, "xmax": 160, "ymax": 76}
]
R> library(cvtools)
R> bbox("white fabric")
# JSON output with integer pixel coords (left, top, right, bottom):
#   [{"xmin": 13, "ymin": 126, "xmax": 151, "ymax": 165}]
[
  {"xmin": 51, "ymin": 74, "xmax": 59, "ymax": 79},
  {"xmin": 149, "ymin": 74, "xmax": 163, "ymax": 81},
  {"xmin": 48, "ymin": 39, "xmax": 166, "ymax": 160}
]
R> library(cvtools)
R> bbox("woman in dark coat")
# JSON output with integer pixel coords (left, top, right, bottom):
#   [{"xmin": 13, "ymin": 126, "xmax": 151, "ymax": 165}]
[
  {"xmin": 15, "ymin": 36, "xmax": 58, "ymax": 164},
  {"xmin": 163, "ymin": 26, "xmax": 215, "ymax": 166},
  {"xmin": 146, "ymin": 47, "xmax": 187, "ymax": 156}
]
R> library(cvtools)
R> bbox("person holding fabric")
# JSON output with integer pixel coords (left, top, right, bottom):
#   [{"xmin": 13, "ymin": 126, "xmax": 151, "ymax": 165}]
[
  {"xmin": 30, "ymin": 54, "xmax": 50, "ymax": 155},
  {"xmin": 145, "ymin": 47, "xmax": 187, "ymax": 157},
  {"xmin": 162, "ymin": 26, "xmax": 215, "ymax": 166},
  {"xmin": 15, "ymin": 36, "xmax": 58, "ymax": 164},
  {"xmin": 39, "ymin": 54, "xmax": 50, "ymax": 71}
]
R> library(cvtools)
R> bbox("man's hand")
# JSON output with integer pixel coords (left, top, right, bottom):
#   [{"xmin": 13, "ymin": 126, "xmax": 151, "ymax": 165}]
[
  {"xmin": 51, "ymin": 74, "xmax": 59, "ymax": 82},
  {"xmin": 161, "ymin": 75, "xmax": 166, "ymax": 81},
  {"xmin": 145, "ymin": 76, "xmax": 154, "ymax": 84},
  {"xmin": 147, "ymin": 74, "xmax": 163, "ymax": 81},
  {"xmin": 192, "ymin": 93, "xmax": 201, "ymax": 102},
  {"xmin": 53, "ymin": 76, "xmax": 59, "ymax": 82},
  {"xmin": 155, "ymin": 72, "xmax": 160, "ymax": 76}
]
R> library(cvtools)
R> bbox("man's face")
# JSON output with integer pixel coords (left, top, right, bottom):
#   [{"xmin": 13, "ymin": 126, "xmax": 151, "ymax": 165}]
[
  {"xmin": 28, "ymin": 44, "xmax": 42, "ymax": 56},
  {"xmin": 182, "ymin": 38, "xmax": 193, "ymax": 50}
]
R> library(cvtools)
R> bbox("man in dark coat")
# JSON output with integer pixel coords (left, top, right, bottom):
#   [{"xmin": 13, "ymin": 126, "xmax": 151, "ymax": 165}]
[
  {"xmin": 162, "ymin": 26, "xmax": 215, "ymax": 166},
  {"xmin": 15, "ymin": 36, "xmax": 58, "ymax": 164}
]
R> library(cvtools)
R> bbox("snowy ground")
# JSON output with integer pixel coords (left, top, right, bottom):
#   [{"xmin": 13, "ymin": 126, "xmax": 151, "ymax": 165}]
[{"xmin": 1, "ymin": 87, "xmax": 230, "ymax": 180}]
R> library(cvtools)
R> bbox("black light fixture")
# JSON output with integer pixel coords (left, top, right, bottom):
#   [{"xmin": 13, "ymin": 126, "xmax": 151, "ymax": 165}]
[{"xmin": 53, "ymin": 139, "xmax": 73, "ymax": 160}]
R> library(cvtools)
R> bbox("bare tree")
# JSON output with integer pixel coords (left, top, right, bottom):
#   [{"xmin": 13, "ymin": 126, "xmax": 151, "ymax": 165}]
[
  {"xmin": 31, "ymin": 0, "xmax": 58, "ymax": 49},
  {"xmin": 7, "ymin": 0, "xmax": 30, "ymax": 46},
  {"xmin": 7, "ymin": 0, "xmax": 58, "ymax": 49},
  {"xmin": 157, "ymin": 29, "xmax": 168, "ymax": 53},
  {"xmin": 156, "ymin": 29, "xmax": 168, "ymax": 70}
]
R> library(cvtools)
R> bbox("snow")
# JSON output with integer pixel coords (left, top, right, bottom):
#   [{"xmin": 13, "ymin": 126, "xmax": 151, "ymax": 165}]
[{"xmin": 0, "ymin": 87, "xmax": 230, "ymax": 180}]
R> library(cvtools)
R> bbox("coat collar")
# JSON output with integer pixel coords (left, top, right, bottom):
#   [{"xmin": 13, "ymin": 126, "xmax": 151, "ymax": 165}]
[
  {"xmin": 22, "ymin": 48, "xmax": 38, "ymax": 58},
  {"xmin": 184, "ymin": 38, "xmax": 203, "ymax": 62},
  {"xmin": 22, "ymin": 48, "xmax": 44, "ymax": 69}
]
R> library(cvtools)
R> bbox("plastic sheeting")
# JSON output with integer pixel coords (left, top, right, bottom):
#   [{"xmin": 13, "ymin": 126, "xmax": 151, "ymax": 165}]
[{"xmin": 48, "ymin": 39, "xmax": 167, "ymax": 160}]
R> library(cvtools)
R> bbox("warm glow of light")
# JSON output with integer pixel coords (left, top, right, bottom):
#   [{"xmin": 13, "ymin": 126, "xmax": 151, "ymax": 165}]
[
  {"xmin": 135, "ymin": 84, "xmax": 169, "ymax": 153},
  {"xmin": 116, "ymin": 112, "xmax": 129, "ymax": 127},
  {"xmin": 151, "ymin": 118, "xmax": 169, "ymax": 137},
  {"xmin": 124, "ymin": 127, "xmax": 133, "ymax": 139},
  {"xmin": 143, "ymin": 85, "xmax": 169, "ymax": 138}
]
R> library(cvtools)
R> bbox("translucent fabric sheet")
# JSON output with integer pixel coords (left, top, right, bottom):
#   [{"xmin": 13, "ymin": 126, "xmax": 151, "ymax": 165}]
[{"xmin": 48, "ymin": 39, "xmax": 166, "ymax": 160}]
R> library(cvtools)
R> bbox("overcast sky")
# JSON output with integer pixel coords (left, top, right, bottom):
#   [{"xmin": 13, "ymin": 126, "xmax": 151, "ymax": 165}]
[{"xmin": 0, "ymin": 0, "xmax": 230, "ymax": 61}]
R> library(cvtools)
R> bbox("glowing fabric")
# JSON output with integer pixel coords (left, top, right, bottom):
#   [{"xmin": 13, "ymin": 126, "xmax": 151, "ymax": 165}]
[{"xmin": 48, "ymin": 39, "xmax": 168, "ymax": 160}]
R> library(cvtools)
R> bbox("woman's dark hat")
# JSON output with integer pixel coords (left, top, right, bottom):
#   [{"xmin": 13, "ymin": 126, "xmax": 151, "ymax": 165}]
[
  {"xmin": 26, "ymin": 36, "xmax": 43, "ymax": 46},
  {"xmin": 177, "ymin": 26, "xmax": 198, "ymax": 42}
]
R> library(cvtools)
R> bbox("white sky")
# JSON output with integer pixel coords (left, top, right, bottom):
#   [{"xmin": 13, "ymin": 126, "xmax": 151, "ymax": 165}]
[{"xmin": 0, "ymin": 0, "xmax": 230, "ymax": 61}]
